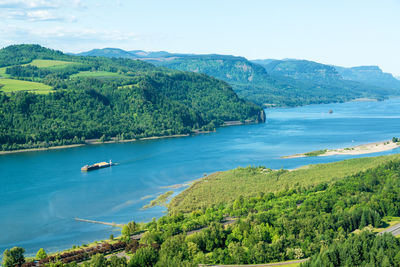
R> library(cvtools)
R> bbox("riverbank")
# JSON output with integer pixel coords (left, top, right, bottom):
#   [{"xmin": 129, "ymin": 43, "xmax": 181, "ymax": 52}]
[
  {"xmin": 282, "ymin": 139, "xmax": 400, "ymax": 159},
  {"xmin": 0, "ymin": 134, "xmax": 192, "ymax": 155}
]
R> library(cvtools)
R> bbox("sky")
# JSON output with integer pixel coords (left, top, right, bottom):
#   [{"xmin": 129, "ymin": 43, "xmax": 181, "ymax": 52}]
[{"xmin": 0, "ymin": 0, "xmax": 399, "ymax": 75}]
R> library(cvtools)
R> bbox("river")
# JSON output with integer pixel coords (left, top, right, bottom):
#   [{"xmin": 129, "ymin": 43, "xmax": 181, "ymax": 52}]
[{"xmin": 1, "ymin": 99, "xmax": 400, "ymax": 256}]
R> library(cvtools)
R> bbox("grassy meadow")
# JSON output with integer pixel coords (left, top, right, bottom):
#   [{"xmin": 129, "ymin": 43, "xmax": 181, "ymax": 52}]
[
  {"xmin": 0, "ymin": 78, "xmax": 53, "ymax": 94},
  {"xmin": 169, "ymin": 154, "xmax": 400, "ymax": 213}
]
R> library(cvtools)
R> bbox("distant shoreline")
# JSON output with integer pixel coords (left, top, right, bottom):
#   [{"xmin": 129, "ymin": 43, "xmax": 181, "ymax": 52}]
[{"xmin": 282, "ymin": 140, "xmax": 400, "ymax": 159}]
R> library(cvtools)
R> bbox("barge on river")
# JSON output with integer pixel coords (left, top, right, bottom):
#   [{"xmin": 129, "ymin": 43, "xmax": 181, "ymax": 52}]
[{"xmin": 81, "ymin": 160, "xmax": 113, "ymax": 171}]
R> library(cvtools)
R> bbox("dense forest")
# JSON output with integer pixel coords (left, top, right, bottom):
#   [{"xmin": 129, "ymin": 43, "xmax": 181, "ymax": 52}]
[
  {"xmin": 303, "ymin": 231, "xmax": 400, "ymax": 266},
  {"xmin": 5, "ymin": 156, "xmax": 400, "ymax": 266},
  {"xmin": 0, "ymin": 45, "xmax": 263, "ymax": 151}
]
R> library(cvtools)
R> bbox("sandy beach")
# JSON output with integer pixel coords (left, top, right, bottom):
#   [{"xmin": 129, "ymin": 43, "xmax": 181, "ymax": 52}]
[{"xmin": 283, "ymin": 140, "xmax": 400, "ymax": 158}]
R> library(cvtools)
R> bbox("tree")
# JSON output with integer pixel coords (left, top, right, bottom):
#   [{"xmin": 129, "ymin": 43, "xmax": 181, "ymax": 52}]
[
  {"xmin": 108, "ymin": 255, "xmax": 127, "ymax": 267},
  {"xmin": 128, "ymin": 246, "xmax": 158, "ymax": 267},
  {"xmin": 122, "ymin": 221, "xmax": 139, "ymax": 237},
  {"xmin": 2, "ymin": 247, "xmax": 25, "ymax": 267},
  {"xmin": 89, "ymin": 253, "xmax": 107, "ymax": 267},
  {"xmin": 36, "ymin": 248, "xmax": 47, "ymax": 260}
]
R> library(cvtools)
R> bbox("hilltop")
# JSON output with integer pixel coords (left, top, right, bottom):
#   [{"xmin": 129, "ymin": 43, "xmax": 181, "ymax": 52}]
[{"xmin": 0, "ymin": 44, "xmax": 263, "ymax": 151}]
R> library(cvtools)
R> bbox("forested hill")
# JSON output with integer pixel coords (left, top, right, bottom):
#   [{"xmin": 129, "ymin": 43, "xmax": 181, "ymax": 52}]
[
  {"xmin": 0, "ymin": 44, "xmax": 263, "ymax": 151},
  {"xmin": 77, "ymin": 48, "xmax": 400, "ymax": 107}
]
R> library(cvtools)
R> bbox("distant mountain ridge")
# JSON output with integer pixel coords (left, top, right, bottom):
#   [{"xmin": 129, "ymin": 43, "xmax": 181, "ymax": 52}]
[
  {"xmin": 334, "ymin": 65, "xmax": 400, "ymax": 91},
  {"xmin": 76, "ymin": 48, "xmax": 400, "ymax": 106}
]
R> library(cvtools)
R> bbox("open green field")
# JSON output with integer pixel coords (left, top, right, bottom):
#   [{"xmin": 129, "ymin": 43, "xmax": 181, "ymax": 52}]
[
  {"xmin": 169, "ymin": 154, "xmax": 400, "ymax": 213},
  {"xmin": 27, "ymin": 59, "xmax": 76, "ymax": 68},
  {"xmin": 0, "ymin": 78, "xmax": 53, "ymax": 94},
  {"xmin": 70, "ymin": 71, "xmax": 125, "ymax": 78}
]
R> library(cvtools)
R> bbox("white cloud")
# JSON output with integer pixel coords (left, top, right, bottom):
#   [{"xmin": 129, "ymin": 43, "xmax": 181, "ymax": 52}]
[
  {"xmin": 0, "ymin": 0, "xmax": 63, "ymax": 9},
  {"xmin": 0, "ymin": 0, "xmax": 83, "ymax": 21},
  {"xmin": 0, "ymin": 25, "xmax": 143, "ymax": 52}
]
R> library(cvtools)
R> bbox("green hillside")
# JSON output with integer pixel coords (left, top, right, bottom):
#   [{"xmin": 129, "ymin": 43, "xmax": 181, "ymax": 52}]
[
  {"xmin": 0, "ymin": 45, "xmax": 263, "ymax": 151},
  {"xmin": 169, "ymin": 154, "xmax": 400, "ymax": 213}
]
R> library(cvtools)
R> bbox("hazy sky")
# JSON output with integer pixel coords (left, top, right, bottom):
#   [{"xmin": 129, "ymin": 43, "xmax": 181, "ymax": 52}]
[{"xmin": 0, "ymin": 0, "xmax": 399, "ymax": 75}]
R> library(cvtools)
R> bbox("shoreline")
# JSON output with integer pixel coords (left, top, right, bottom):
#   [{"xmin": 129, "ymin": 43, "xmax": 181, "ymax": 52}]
[
  {"xmin": 0, "ymin": 134, "xmax": 191, "ymax": 155},
  {"xmin": 282, "ymin": 139, "xmax": 400, "ymax": 159},
  {"xmin": 0, "ymin": 122, "xmax": 256, "ymax": 156}
]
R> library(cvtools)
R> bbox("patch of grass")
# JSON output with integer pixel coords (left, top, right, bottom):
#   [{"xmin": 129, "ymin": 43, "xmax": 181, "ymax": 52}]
[
  {"xmin": 0, "ymin": 78, "xmax": 53, "ymax": 94},
  {"xmin": 304, "ymin": 149, "xmax": 327, "ymax": 157},
  {"xmin": 169, "ymin": 154, "xmax": 400, "ymax": 213},
  {"xmin": 70, "ymin": 71, "xmax": 125, "ymax": 78},
  {"xmin": 143, "ymin": 191, "xmax": 174, "ymax": 209},
  {"xmin": 27, "ymin": 59, "xmax": 76, "ymax": 68}
]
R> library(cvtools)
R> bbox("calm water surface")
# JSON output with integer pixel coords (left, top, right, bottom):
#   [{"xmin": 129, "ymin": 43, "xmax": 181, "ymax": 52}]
[{"xmin": 1, "ymin": 99, "xmax": 400, "ymax": 256}]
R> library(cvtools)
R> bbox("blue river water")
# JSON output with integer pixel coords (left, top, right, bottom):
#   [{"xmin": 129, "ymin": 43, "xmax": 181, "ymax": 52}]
[{"xmin": 1, "ymin": 99, "xmax": 400, "ymax": 256}]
